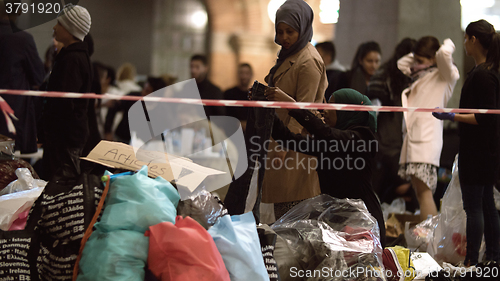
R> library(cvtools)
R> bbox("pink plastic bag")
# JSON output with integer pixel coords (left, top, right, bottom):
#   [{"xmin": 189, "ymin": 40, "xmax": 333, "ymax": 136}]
[
  {"xmin": 145, "ymin": 216, "xmax": 230, "ymax": 281},
  {"xmin": 8, "ymin": 209, "xmax": 29, "ymax": 230}
]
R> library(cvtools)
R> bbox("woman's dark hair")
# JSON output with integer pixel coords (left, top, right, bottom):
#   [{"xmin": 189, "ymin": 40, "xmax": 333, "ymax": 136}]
[
  {"xmin": 466, "ymin": 19, "xmax": 500, "ymax": 71},
  {"xmin": 106, "ymin": 66, "xmax": 116, "ymax": 86},
  {"xmin": 383, "ymin": 38, "xmax": 416, "ymax": 101},
  {"xmin": 351, "ymin": 41, "xmax": 381, "ymax": 70},
  {"xmin": 413, "ymin": 36, "xmax": 440, "ymax": 59},
  {"xmin": 239, "ymin": 63, "xmax": 253, "ymax": 74},
  {"xmin": 147, "ymin": 76, "xmax": 167, "ymax": 92},
  {"xmin": 190, "ymin": 54, "xmax": 208, "ymax": 66}
]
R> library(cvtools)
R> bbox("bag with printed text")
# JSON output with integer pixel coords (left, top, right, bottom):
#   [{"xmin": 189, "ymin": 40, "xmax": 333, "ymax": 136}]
[
  {"xmin": 35, "ymin": 172, "xmax": 103, "ymax": 281},
  {"xmin": 0, "ymin": 172, "xmax": 103, "ymax": 281}
]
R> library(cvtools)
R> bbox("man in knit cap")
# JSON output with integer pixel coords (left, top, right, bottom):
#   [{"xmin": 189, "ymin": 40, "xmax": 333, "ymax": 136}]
[{"xmin": 40, "ymin": 4, "xmax": 92, "ymax": 182}]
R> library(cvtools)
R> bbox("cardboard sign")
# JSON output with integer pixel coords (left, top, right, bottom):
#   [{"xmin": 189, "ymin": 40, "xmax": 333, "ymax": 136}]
[{"xmin": 81, "ymin": 141, "xmax": 225, "ymax": 193}]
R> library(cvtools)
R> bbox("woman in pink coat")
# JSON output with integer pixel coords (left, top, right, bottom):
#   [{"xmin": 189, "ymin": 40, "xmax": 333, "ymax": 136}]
[{"xmin": 397, "ymin": 37, "xmax": 459, "ymax": 221}]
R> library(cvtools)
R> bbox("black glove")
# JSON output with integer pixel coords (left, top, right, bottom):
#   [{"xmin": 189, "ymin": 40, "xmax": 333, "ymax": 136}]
[{"xmin": 288, "ymin": 109, "xmax": 333, "ymax": 139}]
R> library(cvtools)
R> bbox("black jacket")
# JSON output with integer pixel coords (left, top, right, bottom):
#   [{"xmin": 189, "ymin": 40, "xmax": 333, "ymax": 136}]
[
  {"xmin": 366, "ymin": 65, "xmax": 411, "ymax": 154},
  {"xmin": 223, "ymin": 86, "xmax": 249, "ymax": 121},
  {"xmin": 42, "ymin": 41, "xmax": 92, "ymax": 148},
  {"xmin": 271, "ymin": 109, "xmax": 385, "ymax": 247},
  {"xmin": 197, "ymin": 79, "xmax": 225, "ymax": 117},
  {"xmin": 459, "ymin": 66, "xmax": 500, "ymax": 185},
  {"xmin": 104, "ymin": 91, "xmax": 142, "ymax": 143},
  {"xmin": 324, "ymin": 69, "xmax": 344, "ymax": 102}
]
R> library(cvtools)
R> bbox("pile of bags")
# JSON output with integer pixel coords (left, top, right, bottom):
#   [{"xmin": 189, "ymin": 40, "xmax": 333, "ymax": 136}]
[{"xmin": 1, "ymin": 165, "xmax": 387, "ymax": 281}]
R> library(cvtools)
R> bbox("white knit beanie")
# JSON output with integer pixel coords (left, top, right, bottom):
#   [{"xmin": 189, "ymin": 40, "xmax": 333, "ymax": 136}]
[{"xmin": 57, "ymin": 4, "xmax": 91, "ymax": 41}]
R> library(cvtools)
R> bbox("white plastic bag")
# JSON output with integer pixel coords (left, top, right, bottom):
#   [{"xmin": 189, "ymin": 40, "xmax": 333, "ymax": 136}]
[
  {"xmin": 0, "ymin": 186, "xmax": 44, "ymax": 230},
  {"xmin": 0, "ymin": 168, "xmax": 46, "ymax": 231},
  {"xmin": 0, "ymin": 168, "xmax": 47, "ymax": 196}
]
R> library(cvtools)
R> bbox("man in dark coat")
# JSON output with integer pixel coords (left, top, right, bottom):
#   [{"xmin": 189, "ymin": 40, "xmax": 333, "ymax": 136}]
[
  {"xmin": 223, "ymin": 63, "xmax": 253, "ymax": 131},
  {"xmin": 41, "ymin": 4, "xmax": 92, "ymax": 181},
  {"xmin": 190, "ymin": 54, "xmax": 225, "ymax": 118},
  {"xmin": 0, "ymin": 1, "xmax": 45, "ymax": 153},
  {"xmin": 316, "ymin": 41, "xmax": 345, "ymax": 103}
]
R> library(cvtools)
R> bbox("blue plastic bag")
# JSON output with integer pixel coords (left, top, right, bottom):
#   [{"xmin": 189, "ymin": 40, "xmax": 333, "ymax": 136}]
[
  {"xmin": 77, "ymin": 166, "xmax": 180, "ymax": 280},
  {"xmin": 77, "ymin": 229, "xmax": 149, "ymax": 281},
  {"xmin": 208, "ymin": 212, "xmax": 270, "ymax": 281},
  {"xmin": 97, "ymin": 166, "xmax": 180, "ymax": 233}
]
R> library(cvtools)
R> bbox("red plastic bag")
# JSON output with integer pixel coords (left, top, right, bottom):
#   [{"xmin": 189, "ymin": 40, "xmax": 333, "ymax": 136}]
[{"xmin": 145, "ymin": 216, "xmax": 230, "ymax": 281}]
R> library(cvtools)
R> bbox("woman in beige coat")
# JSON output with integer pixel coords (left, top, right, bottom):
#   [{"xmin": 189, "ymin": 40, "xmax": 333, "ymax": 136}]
[{"xmin": 261, "ymin": 0, "xmax": 327, "ymax": 219}]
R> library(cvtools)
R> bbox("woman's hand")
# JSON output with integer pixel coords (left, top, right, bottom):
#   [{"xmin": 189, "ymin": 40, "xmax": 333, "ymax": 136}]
[{"xmin": 265, "ymin": 87, "xmax": 296, "ymax": 102}]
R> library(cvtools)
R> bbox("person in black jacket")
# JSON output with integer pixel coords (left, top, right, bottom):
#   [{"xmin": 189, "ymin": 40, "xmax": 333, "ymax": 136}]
[
  {"xmin": 223, "ymin": 63, "xmax": 253, "ymax": 131},
  {"xmin": 190, "ymin": 54, "xmax": 225, "ymax": 117},
  {"xmin": 434, "ymin": 19, "xmax": 500, "ymax": 266},
  {"xmin": 366, "ymin": 38, "xmax": 416, "ymax": 203},
  {"xmin": 268, "ymin": 88, "xmax": 386, "ymax": 247},
  {"xmin": 40, "ymin": 4, "xmax": 92, "ymax": 181},
  {"xmin": 0, "ymin": 0, "xmax": 45, "ymax": 153},
  {"xmin": 315, "ymin": 41, "xmax": 344, "ymax": 103}
]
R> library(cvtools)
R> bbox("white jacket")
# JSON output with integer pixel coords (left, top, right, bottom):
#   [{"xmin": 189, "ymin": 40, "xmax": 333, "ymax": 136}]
[{"xmin": 398, "ymin": 39, "xmax": 460, "ymax": 166}]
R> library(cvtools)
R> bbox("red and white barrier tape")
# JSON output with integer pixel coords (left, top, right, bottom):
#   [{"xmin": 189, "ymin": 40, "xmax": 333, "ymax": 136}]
[
  {"xmin": 0, "ymin": 95, "xmax": 17, "ymax": 134},
  {"xmin": 1, "ymin": 88, "xmax": 500, "ymax": 114}
]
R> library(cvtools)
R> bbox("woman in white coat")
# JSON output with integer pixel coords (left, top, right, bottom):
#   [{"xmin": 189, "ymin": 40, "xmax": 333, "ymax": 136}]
[{"xmin": 397, "ymin": 37, "xmax": 459, "ymax": 221}]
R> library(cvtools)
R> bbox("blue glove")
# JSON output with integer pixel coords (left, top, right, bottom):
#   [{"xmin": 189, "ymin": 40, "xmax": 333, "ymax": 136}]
[{"xmin": 432, "ymin": 108, "xmax": 455, "ymax": 121}]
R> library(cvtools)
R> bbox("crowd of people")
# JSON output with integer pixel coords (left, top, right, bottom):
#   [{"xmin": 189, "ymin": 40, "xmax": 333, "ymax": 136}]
[{"xmin": 1, "ymin": 0, "xmax": 500, "ymax": 266}]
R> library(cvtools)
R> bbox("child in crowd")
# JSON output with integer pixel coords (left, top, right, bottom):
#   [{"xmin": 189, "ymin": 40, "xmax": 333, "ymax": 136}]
[{"xmin": 41, "ymin": 4, "xmax": 92, "ymax": 181}]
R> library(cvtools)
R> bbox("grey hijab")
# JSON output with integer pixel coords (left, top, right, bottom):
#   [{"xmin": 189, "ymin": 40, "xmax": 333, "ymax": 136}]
[{"xmin": 267, "ymin": 0, "xmax": 314, "ymax": 86}]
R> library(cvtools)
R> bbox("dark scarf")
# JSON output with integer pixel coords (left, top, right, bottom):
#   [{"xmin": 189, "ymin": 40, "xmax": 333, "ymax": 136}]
[
  {"xmin": 267, "ymin": 0, "xmax": 313, "ymax": 87},
  {"xmin": 410, "ymin": 63, "xmax": 436, "ymax": 83}
]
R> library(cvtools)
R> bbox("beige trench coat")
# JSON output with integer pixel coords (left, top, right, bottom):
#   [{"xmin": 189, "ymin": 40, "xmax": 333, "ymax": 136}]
[{"xmin": 261, "ymin": 43, "xmax": 327, "ymax": 203}]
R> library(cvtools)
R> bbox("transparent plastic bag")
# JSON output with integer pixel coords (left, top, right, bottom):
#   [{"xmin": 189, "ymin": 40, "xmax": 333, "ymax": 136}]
[
  {"xmin": 0, "ymin": 168, "xmax": 47, "ymax": 196},
  {"xmin": 404, "ymin": 215, "xmax": 439, "ymax": 252},
  {"xmin": 177, "ymin": 189, "xmax": 228, "ymax": 229},
  {"xmin": 493, "ymin": 187, "xmax": 500, "ymax": 211},
  {"xmin": 430, "ymin": 155, "xmax": 482, "ymax": 264},
  {"xmin": 381, "ymin": 197, "xmax": 406, "ymax": 221},
  {"xmin": 0, "ymin": 138, "xmax": 14, "ymax": 158},
  {"xmin": 272, "ymin": 195, "xmax": 386, "ymax": 281}
]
